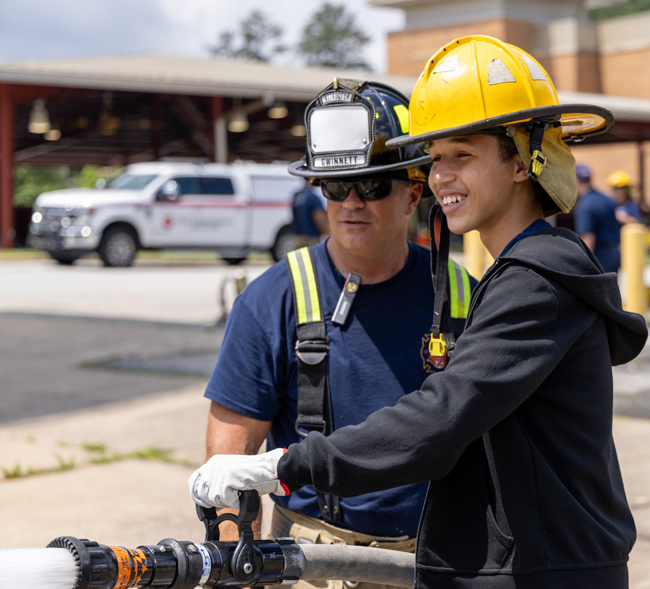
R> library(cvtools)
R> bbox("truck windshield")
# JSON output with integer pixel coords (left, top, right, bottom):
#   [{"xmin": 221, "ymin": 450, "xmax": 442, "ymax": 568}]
[{"xmin": 106, "ymin": 175, "xmax": 158, "ymax": 190}]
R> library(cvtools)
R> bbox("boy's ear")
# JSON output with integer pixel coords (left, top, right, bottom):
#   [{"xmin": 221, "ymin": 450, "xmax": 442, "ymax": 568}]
[{"xmin": 513, "ymin": 154, "xmax": 529, "ymax": 183}]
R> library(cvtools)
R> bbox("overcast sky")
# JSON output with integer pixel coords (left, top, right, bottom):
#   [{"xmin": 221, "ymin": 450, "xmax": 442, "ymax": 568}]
[{"xmin": 0, "ymin": 0, "xmax": 405, "ymax": 73}]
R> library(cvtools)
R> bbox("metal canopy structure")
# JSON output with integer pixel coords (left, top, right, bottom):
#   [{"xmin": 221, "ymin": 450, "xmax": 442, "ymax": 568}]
[
  {"xmin": 2, "ymin": 54, "xmax": 650, "ymax": 247},
  {"xmin": 0, "ymin": 55, "xmax": 419, "ymax": 247}
]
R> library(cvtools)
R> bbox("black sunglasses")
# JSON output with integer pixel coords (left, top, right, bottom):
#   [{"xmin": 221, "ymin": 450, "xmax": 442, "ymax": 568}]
[{"xmin": 320, "ymin": 178, "xmax": 407, "ymax": 202}]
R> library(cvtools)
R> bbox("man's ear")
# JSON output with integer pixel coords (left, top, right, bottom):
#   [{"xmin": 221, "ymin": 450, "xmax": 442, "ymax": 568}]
[
  {"xmin": 406, "ymin": 182, "xmax": 423, "ymax": 215},
  {"xmin": 512, "ymin": 154, "xmax": 529, "ymax": 184}
]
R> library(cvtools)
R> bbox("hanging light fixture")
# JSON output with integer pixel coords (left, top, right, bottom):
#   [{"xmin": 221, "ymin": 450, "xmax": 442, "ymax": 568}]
[
  {"xmin": 44, "ymin": 127, "xmax": 61, "ymax": 141},
  {"xmin": 268, "ymin": 102, "xmax": 288, "ymax": 119},
  {"xmin": 28, "ymin": 99, "xmax": 51, "ymax": 134},
  {"xmin": 228, "ymin": 111, "xmax": 249, "ymax": 133}
]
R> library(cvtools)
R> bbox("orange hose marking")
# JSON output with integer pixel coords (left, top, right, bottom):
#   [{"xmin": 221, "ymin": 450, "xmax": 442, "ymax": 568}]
[
  {"xmin": 110, "ymin": 546, "xmax": 132, "ymax": 589},
  {"xmin": 128, "ymin": 548, "xmax": 148, "ymax": 584}
]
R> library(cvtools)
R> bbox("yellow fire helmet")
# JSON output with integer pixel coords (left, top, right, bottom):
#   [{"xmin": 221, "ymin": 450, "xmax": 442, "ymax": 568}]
[
  {"xmin": 608, "ymin": 170, "xmax": 632, "ymax": 188},
  {"xmin": 385, "ymin": 35, "xmax": 615, "ymax": 215}
]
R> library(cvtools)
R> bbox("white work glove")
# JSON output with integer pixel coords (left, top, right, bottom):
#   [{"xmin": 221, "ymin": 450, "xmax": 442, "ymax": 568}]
[{"xmin": 188, "ymin": 448, "xmax": 289, "ymax": 510}]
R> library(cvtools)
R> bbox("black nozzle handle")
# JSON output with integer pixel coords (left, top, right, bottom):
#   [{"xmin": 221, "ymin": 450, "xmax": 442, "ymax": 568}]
[
  {"xmin": 230, "ymin": 490, "xmax": 260, "ymax": 582},
  {"xmin": 195, "ymin": 490, "xmax": 260, "ymax": 543}
]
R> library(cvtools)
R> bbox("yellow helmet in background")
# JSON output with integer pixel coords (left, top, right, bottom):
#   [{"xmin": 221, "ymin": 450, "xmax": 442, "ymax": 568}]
[
  {"xmin": 607, "ymin": 170, "xmax": 632, "ymax": 188},
  {"xmin": 386, "ymin": 35, "xmax": 615, "ymax": 214}
]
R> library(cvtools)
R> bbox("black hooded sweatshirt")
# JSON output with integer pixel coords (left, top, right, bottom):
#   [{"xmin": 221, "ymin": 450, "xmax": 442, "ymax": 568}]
[{"xmin": 278, "ymin": 228, "xmax": 648, "ymax": 589}]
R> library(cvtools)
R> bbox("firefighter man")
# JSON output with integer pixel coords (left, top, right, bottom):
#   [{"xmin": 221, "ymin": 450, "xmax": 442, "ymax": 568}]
[{"xmin": 195, "ymin": 80, "xmax": 474, "ymax": 589}]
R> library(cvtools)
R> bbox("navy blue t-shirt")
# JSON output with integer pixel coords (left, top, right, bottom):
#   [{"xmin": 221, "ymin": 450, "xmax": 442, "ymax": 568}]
[
  {"xmin": 292, "ymin": 188, "xmax": 324, "ymax": 236},
  {"xmin": 206, "ymin": 241, "xmax": 453, "ymax": 537},
  {"xmin": 618, "ymin": 200, "xmax": 642, "ymax": 222},
  {"xmin": 500, "ymin": 219, "xmax": 552, "ymax": 257},
  {"xmin": 574, "ymin": 189, "xmax": 620, "ymax": 247}
]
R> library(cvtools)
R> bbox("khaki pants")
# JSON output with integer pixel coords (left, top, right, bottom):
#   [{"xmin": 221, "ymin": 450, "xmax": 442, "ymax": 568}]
[{"xmin": 269, "ymin": 505, "xmax": 416, "ymax": 589}]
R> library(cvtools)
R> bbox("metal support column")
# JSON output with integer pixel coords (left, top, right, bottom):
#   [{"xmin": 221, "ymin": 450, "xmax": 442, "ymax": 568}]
[
  {"xmin": 152, "ymin": 94, "xmax": 162, "ymax": 161},
  {"xmin": 212, "ymin": 96, "xmax": 227, "ymax": 164},
  {"xmin": 0, "ymin": 83, "xmax": 14, "ymax": 249}
]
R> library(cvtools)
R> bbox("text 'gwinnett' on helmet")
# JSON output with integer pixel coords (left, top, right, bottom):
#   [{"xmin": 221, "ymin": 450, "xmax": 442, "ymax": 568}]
[
  {"xmin": 385, "ymin": 35, "xmax": 615, "ymax": 216},
  {"xmin": 288, "ymin": 79, "xmax": 432, "ymax": 194}
]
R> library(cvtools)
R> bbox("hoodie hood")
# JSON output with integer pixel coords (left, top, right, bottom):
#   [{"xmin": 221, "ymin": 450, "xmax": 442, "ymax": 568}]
[{"xmin": 499, "ymin": 227, "xmax": 647, "ymax": 366}]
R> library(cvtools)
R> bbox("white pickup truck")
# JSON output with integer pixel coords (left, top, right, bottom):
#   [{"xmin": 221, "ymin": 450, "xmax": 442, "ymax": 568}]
[{"xmin": 28, "ymin": 161, "xmax": 306, "ymax": 266}]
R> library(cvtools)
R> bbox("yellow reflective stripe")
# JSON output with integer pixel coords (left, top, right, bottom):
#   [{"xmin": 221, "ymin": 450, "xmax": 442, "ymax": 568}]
[
  {"xmin": 287, "ymin": 250, "xmax": 308, "ymax": 325},
  {"xmin": 393, "ymin": 104, "xmax": 409, "ymax": 133},
  {"xmin": 447, "ymin": 259, "xmax": 471, "ymax": 319},
  {"xmin": 447, "ymin": 257, "xmax": 459, "ymax": 319},
  {"xmin": 301, "ymin": 249, "xmax": 322, "ymax": 323},
  {"xmin": 460, "ymin": 263, "xmax": 471, "ymax": 318},
  {"xmin": 287, "ymin": 248, "xmax": 322, "ymax": 325}
]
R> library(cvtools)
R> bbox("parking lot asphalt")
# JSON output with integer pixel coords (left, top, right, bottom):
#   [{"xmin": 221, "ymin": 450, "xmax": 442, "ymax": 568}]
[{"xmin": 1, "ymin": 256, "xmax": 650, "ymax": 588}]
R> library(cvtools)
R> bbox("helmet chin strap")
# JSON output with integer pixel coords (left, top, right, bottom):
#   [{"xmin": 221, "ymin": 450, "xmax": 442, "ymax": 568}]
[
  {"xmin": 526, "ymin": 119, "xmax": 557, "ymax": 183},
  {"xmin": 428, "ymin": 205, "xmax": 455, "ymax": 368}
]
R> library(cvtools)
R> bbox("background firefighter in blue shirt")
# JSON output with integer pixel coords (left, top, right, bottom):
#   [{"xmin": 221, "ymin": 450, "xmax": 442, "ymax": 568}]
[
  {"xmin": 189, "ymin": 37, "xmax": 648, "ymax": 588},
  {"xmin": 197, "ymin": 80, "xmax": 475, "ymax": 589}
]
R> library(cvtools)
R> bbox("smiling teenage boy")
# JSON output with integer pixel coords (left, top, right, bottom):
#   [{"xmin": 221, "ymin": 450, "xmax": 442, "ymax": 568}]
[{"xmin": 190, "ymin": 37, "xmax": 648, "ymax": 589}]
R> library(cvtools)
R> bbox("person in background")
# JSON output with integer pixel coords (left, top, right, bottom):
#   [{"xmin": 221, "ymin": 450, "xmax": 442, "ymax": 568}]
[
  {"xmin": 574, "ymin": 163, "xmax": 621, "ymax": 272},
  {"xmin": 292, "ymin": 180, "xmax": 330, "ymax": 248},
  {"xmin": 608, "ymin": 170, "xmax": 643, "ymax": 225}
]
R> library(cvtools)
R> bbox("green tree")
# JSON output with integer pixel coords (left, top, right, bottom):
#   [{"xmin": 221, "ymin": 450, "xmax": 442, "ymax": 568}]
[
  {"xmin": 13, "ymin": 166, "xmax": 65, "ymax": 208},
  {"xmin": 77, "ymin": 165, "xmax": 103, "ymax": 188},
  {"xmin": 209, "ymin": 10, "xmax": 285, "ymax": 62},
  {"xmin": 297, "ymin": 3, "xmax": 371, "ymax": 70},
  {"xmin": 590, "ymin": 0, "xmax": 650, "ymax": 21}
]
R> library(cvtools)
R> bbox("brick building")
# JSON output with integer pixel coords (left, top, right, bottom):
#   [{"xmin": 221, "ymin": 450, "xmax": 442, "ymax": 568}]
[{"xmin": 372, "ymin": 0, "xmax": 650, "ymax": 206}]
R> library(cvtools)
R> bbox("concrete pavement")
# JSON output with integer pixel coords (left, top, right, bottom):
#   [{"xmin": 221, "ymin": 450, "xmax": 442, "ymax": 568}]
[{"xmin": 1, "ymin": 256, "xmax": 650, "ymax": 587}]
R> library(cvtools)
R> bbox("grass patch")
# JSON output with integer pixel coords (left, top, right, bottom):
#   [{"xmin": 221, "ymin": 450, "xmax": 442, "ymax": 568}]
[
  {"xmin": 0, "ymin": 249, "xmax": 49, "ymax": 261},
  {"xmin": 2, "ymin": 456, "xmax": 76, "ymax": 479},
  {"xmin": 89, "ymin": 446, "xmax": 196, "ymax": 468},
  {"xmin": 1, "ymin": 444, "xmax": 197, "ymax": 480},
  {"xmin": 82, "ymin": 442, "xmax": 107, "ymax": 453}
]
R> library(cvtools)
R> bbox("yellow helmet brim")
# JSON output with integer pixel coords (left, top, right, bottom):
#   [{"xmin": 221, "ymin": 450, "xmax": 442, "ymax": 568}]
[{"xmin": 386, "ymin": 103, "xmax": 613, "ymax": 149}]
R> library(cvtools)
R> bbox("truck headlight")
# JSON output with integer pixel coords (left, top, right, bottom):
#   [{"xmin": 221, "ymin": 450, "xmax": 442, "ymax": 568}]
[{"xmin": 31, "ymin": 211, "xmax": 43, "ymax": 223}]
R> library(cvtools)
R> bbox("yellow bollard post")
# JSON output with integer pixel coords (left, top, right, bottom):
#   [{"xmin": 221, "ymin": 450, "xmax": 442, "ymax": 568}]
[
  {"xmin": 463, "ymin": 230, "xmax": 493, "ymax": 280},
  {"xmin": 621, "ymin": 223, "xmax": 648, "ymax": 318}
]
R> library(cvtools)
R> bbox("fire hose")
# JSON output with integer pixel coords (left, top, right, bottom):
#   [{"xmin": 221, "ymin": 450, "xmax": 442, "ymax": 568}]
[{"xmin": 44, "ymin": 491, "xmax": 416, "ymax": 589}]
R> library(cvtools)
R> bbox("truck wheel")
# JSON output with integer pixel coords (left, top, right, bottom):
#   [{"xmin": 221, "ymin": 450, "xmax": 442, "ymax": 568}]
[
  {"xmin": 48, "ymin": 251, "xmax": 81, "ymax": 265},
  {"xmin": 271, "ymin": 226, "xmax": 297, "ymax": 262},
  {"xmin": 223, "ymin": 257, "xmax": 247, "ymax": 265},
  {"xmin": 98, "ymin": 226, "xmax": 138, "ymax": 267}
]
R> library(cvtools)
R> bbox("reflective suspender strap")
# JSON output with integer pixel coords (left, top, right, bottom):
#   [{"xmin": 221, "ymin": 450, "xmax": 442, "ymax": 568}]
[
  {"xmin": 286, "ymin": 247, "xmax": 343, "ymax": 526},
  {"xmin": 447, "ymin": 257, "xmax": 471, "ymax": 319},
  {"xmin": 287, "ymin": 248, "xmax": 329, "ymax": 435},
  {"xmin": 286, "ymin": 249, "xmax": 322, "ymax": 324}
]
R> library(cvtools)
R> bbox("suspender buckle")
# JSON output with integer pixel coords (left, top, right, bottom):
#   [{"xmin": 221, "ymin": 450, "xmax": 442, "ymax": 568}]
[
  {"xmin": 429, "ymin": 334, "xmax": 447, "ymax": 357},
  {"xmin": 295, "ymin": 420, "xmax": 328, "ymax": 438},
  {"xmin": 295, "ymin": 338, "xmax": 329, "ymax": 366}
]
